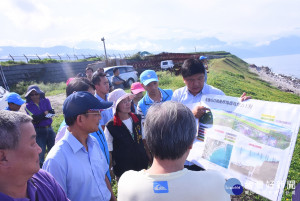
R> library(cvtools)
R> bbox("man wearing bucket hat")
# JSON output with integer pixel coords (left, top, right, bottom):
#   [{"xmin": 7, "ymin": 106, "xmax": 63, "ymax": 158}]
[
  {"xmin": 104, "ymin": 89, "xmax": 151, "ymax": 180},
  {"xmin": 24, "ymin": 85, "xmax": 56, "ymax": 167},
  {"xmin": 4, "ymin": 92, "xmax": 25, "ymax": 111},
  {"xmin": 130, "ymin": 82, "xmax": 145, "ymax": 113},
  {"xmin": 137, "ymin": 70, "xmax": 173, "ymax": 120},
  {"xmin": 43, "ymin": 91, "xmax": 116, "ymax": 201}
]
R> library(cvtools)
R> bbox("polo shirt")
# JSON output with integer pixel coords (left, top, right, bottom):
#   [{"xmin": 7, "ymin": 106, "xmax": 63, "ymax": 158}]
[{"xmin": 43, "ymin": 130, "xmax": 111, "ymax": 201}]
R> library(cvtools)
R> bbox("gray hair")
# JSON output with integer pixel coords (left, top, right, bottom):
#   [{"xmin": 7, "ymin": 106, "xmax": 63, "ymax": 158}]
[
  {"xmin": 0, "ymin": 110, "xmax": 32, "ymax": 149},
  {"xmin": 145, "ymin": 101, "xmax": 196, "ymax": 160}
]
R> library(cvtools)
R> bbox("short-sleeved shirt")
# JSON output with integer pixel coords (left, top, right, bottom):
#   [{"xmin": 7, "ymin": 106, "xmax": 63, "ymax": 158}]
[
  {"xmin": 0, "ymin": 169, "xmax": 68, "ymax": 201},
  {"xmin": 118, "ymin": 169, "xmax": 230, "ymax": 201},
  {"xmin": 43, "ymin": 130, "xmax": 111, "ymax": 201},
  {"xmin": 171, "ymin": 84, "xmax": 225, "ymax": 104},
  {"xmin": 172, "ymin": 84, "xmax": 224, "ymax": 166}
]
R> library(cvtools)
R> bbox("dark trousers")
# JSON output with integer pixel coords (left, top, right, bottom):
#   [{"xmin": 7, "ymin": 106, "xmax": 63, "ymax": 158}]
[{"xmin": 35, "ymin": 126, "xmax": 56, "ymax": 167}]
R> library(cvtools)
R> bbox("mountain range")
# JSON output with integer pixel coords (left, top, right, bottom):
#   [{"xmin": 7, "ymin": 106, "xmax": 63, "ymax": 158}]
[{"xmin": 0, "ymin": 35, "xmax": 299, "ymax": 60}]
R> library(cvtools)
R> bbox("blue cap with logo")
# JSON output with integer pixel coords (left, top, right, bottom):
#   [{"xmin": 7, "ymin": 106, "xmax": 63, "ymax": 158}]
[
  {"xmin": 63, "ymin": 91, "xmax": 113, "ymax": 118},
  {"xmin": 140, "ymin": 70, "xmax": 159, "ymax": 86},
  {"xmin": 6, "ymin": 92, "xmax": 25, "ymax": 106},
  {"xmin": 199, "ymin": 56, "xmax": 207, "ymax": 60}
]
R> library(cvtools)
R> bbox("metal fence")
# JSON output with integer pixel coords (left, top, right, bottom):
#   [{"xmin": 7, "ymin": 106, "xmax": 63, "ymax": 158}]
[{"xmin": 0, "ymin": 53, "xmax": 134, "ymax": 63}]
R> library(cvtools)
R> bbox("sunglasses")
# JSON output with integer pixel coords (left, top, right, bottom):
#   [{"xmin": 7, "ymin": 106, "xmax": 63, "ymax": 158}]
[{"xmin": 30, "ymin": 93, "xmax": 39, "ymax": 96}]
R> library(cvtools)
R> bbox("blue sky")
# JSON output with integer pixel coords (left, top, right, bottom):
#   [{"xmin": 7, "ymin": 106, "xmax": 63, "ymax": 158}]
[{"xmin": 0, "ymin": 0, "xmax": 300, "ymax": 54}]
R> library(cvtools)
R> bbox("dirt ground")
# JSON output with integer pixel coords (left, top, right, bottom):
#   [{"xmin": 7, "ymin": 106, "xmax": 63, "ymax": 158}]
[{"xmin": 20, "ymin": 93, "xmax": 66, "ymax": 115}]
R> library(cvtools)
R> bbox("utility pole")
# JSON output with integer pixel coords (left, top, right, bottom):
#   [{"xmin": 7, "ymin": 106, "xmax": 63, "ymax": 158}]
[{"xmin": 101, "ymin": 37, "xmax": 108, "ymax": 64}]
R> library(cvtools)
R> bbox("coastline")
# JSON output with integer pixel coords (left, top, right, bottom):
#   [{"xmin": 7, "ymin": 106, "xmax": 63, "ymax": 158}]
[{"xmin": 248, "ymin": 65, "xmax": 300, "ymax": 96}]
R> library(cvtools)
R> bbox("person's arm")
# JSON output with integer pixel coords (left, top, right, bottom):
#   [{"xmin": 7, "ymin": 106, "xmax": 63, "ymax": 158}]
[
  {"xmin": 104, "ymin": 127, "xmax": 114, "ymax": 179},
  {"xmin": 105, "ymin": 175, "xmax": 116, "ymax": 201},
  {"xmin": 136, "ymin": 105, "xmax": 145, "ymax": 125},
  {"xmin": 112, "ymin": 76, "xmax": 124, "ymax": 85}
]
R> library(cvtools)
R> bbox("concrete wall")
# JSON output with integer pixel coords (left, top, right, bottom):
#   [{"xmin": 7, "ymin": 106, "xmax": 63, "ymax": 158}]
[{"xmin": 0, "ymin": 61, "xmax": 96, "ymax": 87}]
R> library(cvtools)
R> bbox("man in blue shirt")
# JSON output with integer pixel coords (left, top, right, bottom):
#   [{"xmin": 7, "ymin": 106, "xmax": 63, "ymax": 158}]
[
  {"xmin": 43, "ymin": 91, "xmax": 116, "ymax": 201},
  {"xmin": 137, "ymin": 70, "xmax": 173, "ymax": 121},
  {"xmin": 4, "ymin": 92, "xmax": 25, "ymax": 111},
  {"xmin": 92, "ymin": 72, "xmax": 114, "ymax": 130}
]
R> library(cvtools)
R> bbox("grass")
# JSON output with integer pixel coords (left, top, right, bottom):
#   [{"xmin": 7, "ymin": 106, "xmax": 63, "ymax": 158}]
[{"xmin": 10, "ymin": 81, "xmax": 66, "ymax": 97}]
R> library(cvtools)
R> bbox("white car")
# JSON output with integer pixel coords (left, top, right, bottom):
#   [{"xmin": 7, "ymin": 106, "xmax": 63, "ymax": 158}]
[
  {"xmin": 160, "ymin": 60, "xmax": 174, "ymax": 70},
  {"xmin": 0, "ymin": 86, "xmax": 9, "ymax": 110},
  {"xmin": 104, "ymin": 65, "xmax": 138, "ymax": 87}
]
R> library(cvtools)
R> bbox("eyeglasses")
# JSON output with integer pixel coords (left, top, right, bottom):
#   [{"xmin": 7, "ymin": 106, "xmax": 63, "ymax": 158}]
[
  {"xmin": 30, "ymin": 93, "xmax": 39, "ymax": 96},
  {"xmin": 84, "ymin": 110, "xmax": 102, "ymax": 116},
  {"xmin": 120, "ymin": 99, "xmax": 132, "ymax": 104}
]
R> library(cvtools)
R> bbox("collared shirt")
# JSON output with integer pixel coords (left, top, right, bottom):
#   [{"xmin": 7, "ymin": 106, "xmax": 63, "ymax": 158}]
[
  {"xmin": 137, "ymin": 88, "xmax": 173, "ymax": 120},
  {"xmin": 0, "ymin": 170, "xmax": 68, "ymax": 201},
  {"xmin": 43, "ymin": 130, "xmax": 111, "ymax": 201},
  {"xmin": 95, "ymin": 93, "xmax": 113, "ymax": 126},
  {"xmin": 171, "ymin": 84, "xmax": 225, "ymax": 104},
  {"xmin": 55, "ymin": 121, "xmax": 112, "ymax": 182},
  {"xmin": 172, "ymin": 84, "xmax": 224, "ymax": 166},
  {"xmin": 25, "ymin": 98, "xmax": 53, "ymax": 127}
]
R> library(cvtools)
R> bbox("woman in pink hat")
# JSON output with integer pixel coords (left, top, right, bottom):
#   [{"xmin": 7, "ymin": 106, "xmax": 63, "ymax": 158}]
[
  {"xmin": 130, "ymin": 82, "xmax": 145, "ymax": 113},
  {"xmin": 104, "ymin": 89, "xmax": 151, "ymax": 180}
]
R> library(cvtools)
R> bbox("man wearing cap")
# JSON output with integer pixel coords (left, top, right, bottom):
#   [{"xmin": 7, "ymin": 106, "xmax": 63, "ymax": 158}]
[
  {"xmin": 130, "ymin": 82, "xmax": 145, "ymax": 113},
  {"xmin": 4, "ymin": 92, "xmax": 25, "ymax": 111},
  {"xmin": 199, "ymin": 56, "xmax": 208, "ymax": 83},
  {"xmin": 137, "ymin": 70, "xmax": 173, "ymax": 120},
  {"xmin": 43, "ymin": 91, "xmax": 116, "ymax": 201},
  {"xmin": 0, "ymin": 110, "xmax": 69, "ymax": 201}
]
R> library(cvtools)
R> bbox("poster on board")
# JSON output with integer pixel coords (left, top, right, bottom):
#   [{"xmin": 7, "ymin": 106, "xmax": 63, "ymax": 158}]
[{"xmin": 186, "ymin": 95, "xmax": 300, "ymax": 201}]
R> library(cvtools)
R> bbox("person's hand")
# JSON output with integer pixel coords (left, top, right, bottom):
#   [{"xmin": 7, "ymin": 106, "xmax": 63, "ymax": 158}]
[
  {"xmin": 240, "ymin": 92, "xmax": 251, "ymax": 102},
  {"xmin": 44, "ymin": 111, "xmax": 49, "ymax": 115},
  {"xmin": 192, "ymin": 105, "xmax": 210, "ymax": 119}
]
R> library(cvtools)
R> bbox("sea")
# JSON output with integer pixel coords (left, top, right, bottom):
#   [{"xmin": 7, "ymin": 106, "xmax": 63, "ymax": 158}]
[{"xmin": 244, "ymin": 54, "xmax": 300, "ymax": 79}]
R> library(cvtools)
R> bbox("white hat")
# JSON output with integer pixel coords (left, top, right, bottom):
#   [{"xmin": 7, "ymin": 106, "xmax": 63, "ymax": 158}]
[{"xmin": 108, "ymin": 89, "xmax": 135, "ymax": 114}]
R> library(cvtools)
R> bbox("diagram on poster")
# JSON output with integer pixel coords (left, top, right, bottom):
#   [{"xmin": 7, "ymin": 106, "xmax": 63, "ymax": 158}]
[{"xmin": 186, "ymin": 95, "xmax": 300, "ymax": 201}]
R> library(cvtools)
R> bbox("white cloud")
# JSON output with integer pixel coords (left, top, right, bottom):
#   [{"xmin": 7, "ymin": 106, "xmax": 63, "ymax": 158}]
[{"xmin": 0, "ymin": 0, "xmax": 300, "ymax": 51}]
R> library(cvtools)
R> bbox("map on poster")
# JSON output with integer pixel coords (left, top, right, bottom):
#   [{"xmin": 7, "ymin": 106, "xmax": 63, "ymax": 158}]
[{"xmin": 186, "ymin": 95, "xmax": 300, "ymax": 201}]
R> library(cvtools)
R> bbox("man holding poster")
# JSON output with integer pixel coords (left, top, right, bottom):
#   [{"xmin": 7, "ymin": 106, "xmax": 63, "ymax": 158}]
[{"xmin": 171, "ymin": 58, "xmax": 250, "ymax": 171}]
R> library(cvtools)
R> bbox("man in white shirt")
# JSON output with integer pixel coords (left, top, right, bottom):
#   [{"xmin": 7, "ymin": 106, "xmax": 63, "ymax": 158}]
[
  {"xmin": 118, "ymin": 101, "xmax": 230, "ymax": 201},
  {"xmin": 172, "ymin": 58, "xmax": 250, "ymax": 170}
]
